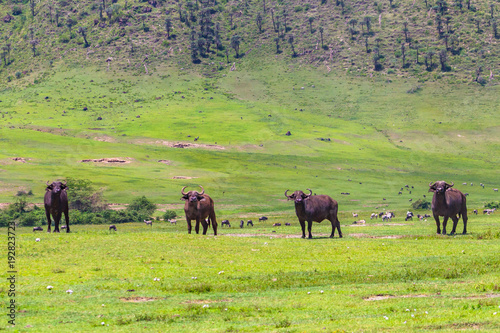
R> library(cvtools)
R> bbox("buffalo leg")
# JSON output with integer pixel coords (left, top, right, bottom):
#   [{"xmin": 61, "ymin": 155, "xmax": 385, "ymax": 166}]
[
  {"xmin": 186, "ymin": 218, "xmax": 193, "ymax": 234},
  {"xmin": 210, "ymin": 213, "xmax": 218, "ymax": 236},
  {"xmin": 462, "ymin": 210, "xmax": 468, "ymax": 234},
  {"xmin": 329, "ymin": 218, "xmax": 336, "ymax": 238},
  {"xmin": 195, "ymin": 219, "xmax": 201, "ymax": 234},
  {"xmin": 200, "ymin": 218, "xmax": 209, "ymax": 235},
  {"xmin": 307, "ymin": 220, "xmax": 313, "ymax": 239},
  {"xmin": 299, "ymin": 219, "xmax": 306, "ymax": 238},
  {"xmin": 450, "ymin": 215, "xmax": 459, "ymax": 235},
  {"xmin": 53, "ymin": 212, "xmax": 61, "ymax": 233},
  {"xmin": 336, "ymin": 217, "xmax": 343, "ymax": 238},
  {"xmin": 441, "ymin": 216, "xmax": 449, "ymax": 235},
  {"xmin": 433, "ymin": 215, "xmax": 441, "ymax": 234},
  {"xmin": 46, "ymin": 210, "xmax": 52, "ymax": 233},
  {"xmin": 64, "ymin": 210, "xmax": 70, "ymax": 233}
]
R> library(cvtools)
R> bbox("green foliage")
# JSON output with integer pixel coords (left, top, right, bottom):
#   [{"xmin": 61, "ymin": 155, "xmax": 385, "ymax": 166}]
[
  {"xmin": 66, "ymin": 178, "xmax": 108, "ymax": 213},
  {"xmin": 484, "ymin": 201, "xmax": 500, "ymax": 209},
  {"xmin": 412, "ymin": 199, "xmax": 432, "ymax": 210},
  {"xmin": 163, "ymin": 210, "xmax": 177, "ymax": 220},
  {"xmin": 15, "ymin": 71, "xmax": 21, "ymax": 79},
  {"xmin": 127, "ymin": 196, "xmax": 157, "ymax": 216}
]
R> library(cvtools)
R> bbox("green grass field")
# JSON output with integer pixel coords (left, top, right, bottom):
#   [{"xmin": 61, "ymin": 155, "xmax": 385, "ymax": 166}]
[
  {"xmin": 1, "ymin": 24, "xmax": 499, "ymax": 330},
  {"xmin": 6, "ymin": 212, "xmax": 500, "ymax": 332}
]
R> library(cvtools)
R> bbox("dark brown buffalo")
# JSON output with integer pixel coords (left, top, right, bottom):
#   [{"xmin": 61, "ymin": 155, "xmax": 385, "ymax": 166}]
[
  {"xmin": 44, "ymin": 181, "xmax": 70, "ymax": 233},
  {"xmin": 181, "ymin": 185, "xmax": 217, "ymax": 235},
  {"xmin": 285, "ymin": 189, "xmax": 342, "ymax": 239},
  {"xmin": 429, "ymin": 181, "xmax": 468, "ymax": 235}
]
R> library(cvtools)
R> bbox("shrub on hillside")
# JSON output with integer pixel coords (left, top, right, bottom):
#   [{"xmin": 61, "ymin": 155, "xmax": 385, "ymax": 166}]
[
  {"xmin": 66, "ymin": 177, "xmax": 108, "ymax": 212},
  {"xmin": 412, "ymin": 199, "xmax": 431, "ymax": 210},
  {"xmin": 484, "ymin": 201, "xmax": 500, "ymax": 209},
  {"xmin": 163, "ymin": 210, "xmax": 177, "ymax": 220},
  {"xmin": 127, "ymin": 196, "xmax": 157, "ymax": 216}
]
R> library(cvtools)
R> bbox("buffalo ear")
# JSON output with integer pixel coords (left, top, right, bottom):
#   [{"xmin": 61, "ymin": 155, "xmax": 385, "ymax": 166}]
[
  {"xmin": 428, "ymin": 187, "xmax": 436, "ymax": 193},
  {"xmin": 61, "ymin": 184, "xmax": 67, "ymax": 190},
  {"xmin": 181, "ymin": 194, "xmax": 189, "ymax": 200},
  {"xmin": 287, "ymin": 194, "xmax": 295, "ymax": 201},
  {"xmin": 46, "ymin": 185, "xmax": 53, "ymax": 191},
  {"xmin": 197, "ymin": 195, "xmax": 204, "ymax": 201}
]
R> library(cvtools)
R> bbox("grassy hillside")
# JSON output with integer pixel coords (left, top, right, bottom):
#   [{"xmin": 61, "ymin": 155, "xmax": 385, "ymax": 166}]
[{"xmin": 1, "ymin": 0, "xmax": 499, "ymax": 84}]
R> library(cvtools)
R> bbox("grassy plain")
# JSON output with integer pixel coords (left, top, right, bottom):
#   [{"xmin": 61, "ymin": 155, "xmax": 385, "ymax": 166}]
[{"xmin": 6, "ymin": 213, "xmax": 500, "ymax": 332}]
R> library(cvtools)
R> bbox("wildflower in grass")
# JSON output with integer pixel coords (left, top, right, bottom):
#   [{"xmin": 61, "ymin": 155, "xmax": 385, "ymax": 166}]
[
  {"xmin": 218, "ymin": 271, "xmax": 224, "ymax": 275},
  {"xmin": 66, "ymin": 289, "xmax": 73, "ymax": 294},
  {"xmin": 47, "ymin": 286, "xmax": 53, "ymax": 290},
  {"xmin": 36, "ymin": 238, "xmax": 40, "ymax": 242},
  {"xmin": 383, "ymin": 316, "xmax": 388, "ymax": 320},
  {"xmin": 307, "ymin": 292, "xmax": 311, "ymax": 294},
  {"xmin": 154, "ymin": 277, "xmax": 160, "ymax": 281},
  {"xmin": 203, "ymin": 304, "xmax": 209, "ymax": 308},
  {"xmin": 411, "ymin": 314, "xmax": 414, "ymax": 317},
  {"xmin": 494, "ymin": 312, "xmax": 497, "ymax": 315},
  {"xmin": 102, "ymin": 304, "xmax": 105, "ymax": 307},
  {"xmin": 101, "ymin": 322, "xmax": 105, "ymax": 325},
  {"xmin": 406, "ymin": 309, "xmax": 410, "ymax": 312},
  {"xmin": 320, "ymin": 290, "xmax": 324, "ymax": 294}
]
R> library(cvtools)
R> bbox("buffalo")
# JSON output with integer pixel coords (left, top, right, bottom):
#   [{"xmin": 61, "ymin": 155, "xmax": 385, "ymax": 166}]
[
  {"xmin": 44, "ymin": 181, "xmax": 70, "ymax": 233},
  {"xmin": 429, "ymin": 181, "xmax": 468, "ymax": 235},
  {"xmin": 33, "ymin": 226, "xmax": 43, "ymax": 232},
  {"xmin": 109, "ymin": 225, "xmax": 117, "ymax": 231},
  {"xmin": 221, "ymin": 220, "xmax": 231, "ymax": 227},
  {"xmin": 285, "ymin": 189, "xmax": 342, "ymax": 239},
  {"xmin": 144, "ymin": 220, "xmax": 153, "ymax": 226},
  {"xmin": 181, "ymin": 185, "xmax": 217, "ymax": 235}
]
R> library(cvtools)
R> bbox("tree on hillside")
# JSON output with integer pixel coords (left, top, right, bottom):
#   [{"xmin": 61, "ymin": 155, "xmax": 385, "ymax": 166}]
[
  {"xmin": 271, "ymin": 9, "xmax": 276, "ymax": 31},
  {"xmin": 274, "ymin": 37, "xmax": 280, "ymax": 53},
  {"xmin": 444, "ymin": 15, "xmax": 452, "ymax": 33},
  {"xmin": 165, "ymin": 18, "xmax": 172, "ymax": 38},
  {"xmin": 127, "ymin": 196, "xmax": 156, "ymax": 216},
  {"xmin": 66, "ymin": 178, "xmax": 108, "ymax": 213},
  {"xmin": 230, "ymin": 34, "xmax": 241, "ymax": 58},
  {"xmin": 493, "ymin": 20, "xmax": 498, "ymax": 39},
  {"xmin": 29, "ymin": 0, "xmax": 36, "ymax": 17},
  {"xmin": 66, "ymin": 17, "xmax": 76, "ymax": 34},
  {"xmin": 308, "ymin": 17, "xmax": 315, "ymax": 33},
  {"xmin": 349, "ymin": 18, "xmax": 357, "ymax": 29},
  {"xmin": 364, "ymin": 16, "xmax": 371, "ymax": 34},
  {"xmin": 455, "ymin": 0, "xmax": 463, "ymax": 11},
  {"xmin": 375, "ymin": 37, "xmax": 382, "ymax": 49},
  {"xmin": 439, "ymin": 49, "xmax": 448, "ymax": 71},
  {"xmin": 442, "ymin": 33, "xmax": 449, "ymax": 50},
  {"xmin": 47, "ymin": 2, "xmax": 53, "ymax": 23},
  {"xmin": 435, "ymin": 0, "xmax": 448, "ymax": 15},
  {"xmin": 401, "ymin": 43, "xmax": 406, "ymax": 67},
  {"xmin": 191, "ymin": 41, "xmax": 199, "ymax": 63},
  {"xmin": 78, "ymin": 27, "xmax": 89, "ymax": 47},
  {"xmin": 288, "ymin": 34, "xmax": 296, "ymax": 56},
  {"xmin": 30, "ymin": 39, "xmax": 39, "ymax": 57},
  {"xmin": 256, "ymin": 12, "xmax": 263, "ymax": 33},
  {"xmin": 319, "ymin": 26, "xmax": 324, "ymax": 48},
  {"xmin": 490, "ymin": 4, "xmax": 495, "ymax": 19},
  {"xmin": 426, "ymin": 50, "xmax": 435, "ymax": 70},
  {"xmin": 262, "ymin": 0, "xmax": 266, "ymax": 13},
  {"xmin": 283, "ymin": 9, "xmax": 289, "ymax": 32},
  {"xmin": 435, "ymin": 15, "xmax": 443, "ymax": 36},
  {"xmin": 55, "ymin": 10, "xmax": 60, "ymax": 26},
  {"xmin": 1, "ymin": 49, "xmax": 7, "ymax": 66},
  {"xmin": 403, "ymin": 22, "xmax": 409, "ymax": 42},
  {"xmin": 475, "ymin": 18, "xmax": 481, "ymax": 33},
  {"xmin": 365, "ymin": 36, "xmax": 369, "ymax": 53},
  {"xmin": 411, "ymin": 40, "xmax": 420, "ymax": 63}
]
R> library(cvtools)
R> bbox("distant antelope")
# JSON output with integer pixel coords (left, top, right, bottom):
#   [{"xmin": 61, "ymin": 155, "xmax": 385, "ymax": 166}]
[{"xmin": 144, "ymin": 220, "xmax": 153, "ymax": 226}]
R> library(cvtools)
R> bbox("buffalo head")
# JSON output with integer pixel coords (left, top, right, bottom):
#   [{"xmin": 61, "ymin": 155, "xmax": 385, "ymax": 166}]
[
  {"xmin": 428, "ymin": 181, "xmax": 454, "ymax": 194},
  {"xmin": 285, "ymin": 189, "xmax": 312, "ymax": 204},
  {"xmin": 181, "ymin": 185, "xmax": 205, "ymax": 202},
  {"xmin": 46, "ymin": 181, "xmax": 67, "ymax": 194}
]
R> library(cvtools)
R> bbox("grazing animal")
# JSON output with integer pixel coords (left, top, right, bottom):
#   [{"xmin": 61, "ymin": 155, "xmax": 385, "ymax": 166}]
[
  {"xmin": 109, "ymin": 225, "xmax": 117, "ymax": 231},
  {"xmin": 144, "ymin": 220, "xmax": 153, "ymax": 226},
  {"xmin": 273, "ymin": 223, "xmax": 282, "ymax": 227},
  {"xmin": 483, "ymin": 208, "xmax": 496, "ymax": 214},
  {"xmin": 353, "ymin": 220, "xmax": 366, "ymax": 224},
  {"xmin": 247, "ymin": 220, "xmax": 253, "ymax": 226},
  {"xmin": 429, "ymin": 181, "xmax": 468, "ymax": 235},
  {"xmin": 473, "ymin": 209, "xmax": 478, "ymax": 215},
  {"xmin": 398, "ymin": 191, "xmax": 403, "ymax": 195},
  {"xmin": 44, "ymin": 181, "xmax": 70, "ymax": 233},
  {"xmin": 285, "ymin": 189, "xmax": 342, "ymax": 239},
  {"xmin": 405, "ymin": 211, "xmax": 414, "ymax": 221},
  {"xmin": 240, "ymin": 220, "xmax": 244, "ymax": 228},
  {"xmin": 33, "ymin": 226, "xmax": 43, "ymax": 232},
  {"xmin": 370, "ymin": 213, "xmax": 378, "ymax": 219},
  {"xmin": 494, "ymin": 189, "xmax": 499, "ymax": 192},
  {"xmin": 181, "ymin": 185, "xmax": 218, "ymax": 235},
  {"xmin": 259, "ymin": 216, "xmax": 268, "ymax": 221},
  {"xmin": 221, "ymin": 220, "xmax": 231, "ymax": 227},
  {"xmin": 285, "ymin": 223, "xmax": 291, "ymax": 226},
  {"xmin": 168, "ymin": 219, "xmax": 177, "ymax": 224},
  {"xmin": 352, "ymin": 213, "xmax": 358, "ymax": 218}
]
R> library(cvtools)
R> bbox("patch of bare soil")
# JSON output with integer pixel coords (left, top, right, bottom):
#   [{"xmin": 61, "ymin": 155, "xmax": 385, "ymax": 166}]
[
  {"xmin": 452, "ymin": 294, "xmax": 500, "ymax": 299},
  {"xmin": 108, "ymin": 203, "xmax": 128, "ymax": 210},
  {"xmin": 80, "ymin": 157, "xmax": 133, "ymax": 164},
  {"xmin": 120, "ymin": 297, "xmax": 159, "ymax": 303},
  {"xmin": 158, "ymin": 160, "xmax": 172, "ymax": 164},
  {"xmin": 349, "ymin": 233, "xmax": 405, "ymax": 239},
  {"xmin": 93, "ymin": 135, "xmax": 115, "ymax": 143},
  {"xmin": 364, "ymin": 294, "xmax": 430, "ymax": 301},
  {"xmin": 153, "ymin": 140, "xmax": 225, "ymax": 150},
  {"xmin": 172, "ymin": 176, "xmax": 198, "ymax": 179},
  {"xmin": 11, "ymin": 157, "xmax": 28, "ymax": 163},
  {"xmin": 182, "ymin": 299, "xmax": 232, "ymax": 304}
]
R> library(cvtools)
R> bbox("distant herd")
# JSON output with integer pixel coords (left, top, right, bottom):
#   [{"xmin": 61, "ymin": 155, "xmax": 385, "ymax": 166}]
[{"xmin": 39, "ymin": 180, "xmax": 497, "ymax": 238}]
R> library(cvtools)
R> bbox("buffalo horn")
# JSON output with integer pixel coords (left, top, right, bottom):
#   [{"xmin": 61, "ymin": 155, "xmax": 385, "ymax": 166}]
[
  {"xmin": 181, "ymin": 186, "xmax": 188, "ymax": 195},
  {"xmin": 284, "ymin": 189, "xmax": 290, "ymax": 198},
  {"xmin": 198, "ymin": 185, "xmax": 205, "ymax": 195},
  {"xmin": 446, "ymin": 181, "xmax": 454, "ymax": 187},
  {"xmin": 62, "ymin": 180, "xmax": 67, "ymax": 186},
  {"xmin": 306, "ymin": 189, "xmax": 313, "ymax": 196},
  {"xmin": 46, "ymin": 181, "xmax": 50, "ymax": 186},
  {"xmin": 429, "ymin": 182, "xmax": 435, "ymax": 187}
]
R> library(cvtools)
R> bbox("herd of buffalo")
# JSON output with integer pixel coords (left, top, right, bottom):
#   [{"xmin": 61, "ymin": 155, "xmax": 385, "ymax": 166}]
[{"xmin": 40, "ymin": 179, "xmax": 482, "ymax": 238}]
